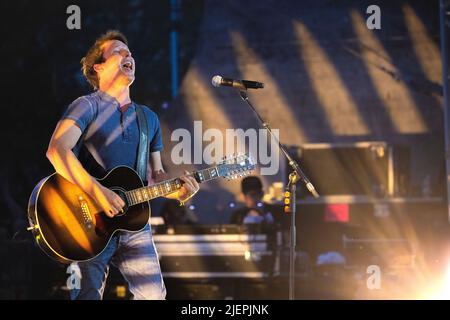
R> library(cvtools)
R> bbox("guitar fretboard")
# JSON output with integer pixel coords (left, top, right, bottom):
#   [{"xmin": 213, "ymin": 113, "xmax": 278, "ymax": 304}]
[{"xmin": 125, "ymin": 166, "xmax": 219, "ymax": 206}]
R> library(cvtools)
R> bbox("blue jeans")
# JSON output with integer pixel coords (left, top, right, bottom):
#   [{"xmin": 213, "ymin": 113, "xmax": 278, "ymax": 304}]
[{"xmin": 70, "ymin": 224, "xmax": 166, "ymax": 300}]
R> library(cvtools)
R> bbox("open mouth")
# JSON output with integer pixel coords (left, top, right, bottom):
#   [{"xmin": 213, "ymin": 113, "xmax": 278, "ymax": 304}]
[{"xmin": 122, "ymin": 61, "xmax": 133, "ymax": 72}]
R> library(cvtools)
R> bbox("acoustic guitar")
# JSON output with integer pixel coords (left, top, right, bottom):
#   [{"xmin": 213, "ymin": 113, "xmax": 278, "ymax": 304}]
[{"xmin": 27, "ymin": 154, "xmax": 254, "ymax": 263}]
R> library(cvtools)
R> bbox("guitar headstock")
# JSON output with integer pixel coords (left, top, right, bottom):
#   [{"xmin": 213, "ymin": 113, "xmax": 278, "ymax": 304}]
[{"xmin": 216, "ymin": 154, "xmax": 255, "ymax": 180}]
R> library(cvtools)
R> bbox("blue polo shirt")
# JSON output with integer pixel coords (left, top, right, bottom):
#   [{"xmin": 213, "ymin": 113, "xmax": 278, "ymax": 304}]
[{"xmin": 61, "ymin": 91, "xmax": 163, "ymax": 175}]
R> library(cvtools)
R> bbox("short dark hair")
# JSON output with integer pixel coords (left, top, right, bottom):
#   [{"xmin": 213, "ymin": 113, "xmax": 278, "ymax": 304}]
[
  {"xmin": 241, "ymin": 176, "xmax": 263, "ymax": 195},
  {"xmin": 80, "ymin": 30, "xmax": 128, "ymax": 89}
]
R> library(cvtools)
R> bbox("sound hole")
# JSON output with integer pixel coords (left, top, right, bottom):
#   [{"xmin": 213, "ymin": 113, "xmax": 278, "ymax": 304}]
[{"xmin": 110, "ymin": 187, "xmax": 129, "ymax": 217}]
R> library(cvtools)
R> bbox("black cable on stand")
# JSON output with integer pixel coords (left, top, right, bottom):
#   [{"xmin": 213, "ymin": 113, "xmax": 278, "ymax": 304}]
[{"xmin": 237, "ymin": 90, "xmax": 319, "ymax": 300}]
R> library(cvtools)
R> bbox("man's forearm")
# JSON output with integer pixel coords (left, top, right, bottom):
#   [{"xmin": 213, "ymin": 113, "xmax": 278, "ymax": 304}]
[{"xmin": 46, "ymin": 147, "xmax": 103, "ymax": 198}]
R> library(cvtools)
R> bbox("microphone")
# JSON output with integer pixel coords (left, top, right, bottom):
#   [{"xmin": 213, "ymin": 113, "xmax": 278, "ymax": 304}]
[{"xmin": 211, "ymin": 75, "xmax": 264, "ymax": 90}]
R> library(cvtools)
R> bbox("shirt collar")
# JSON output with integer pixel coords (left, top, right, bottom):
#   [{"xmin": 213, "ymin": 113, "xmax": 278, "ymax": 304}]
[
  {"xmin": 96, "ymin": 90, "xmax": 119, "ymax": 104},
  {"xmin": 96, "ymin": 90, "xmax": 134, "ymax": 113},
  {"xmin": 120, "ymin": 103, "xmax": 134, "ymax": 114}
]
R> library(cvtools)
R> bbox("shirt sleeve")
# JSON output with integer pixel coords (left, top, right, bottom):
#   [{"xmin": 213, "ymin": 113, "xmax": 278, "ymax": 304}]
[
  {"xmin": 61, "ymin": 96, "xmax": 96, "ymax": 133},
  {"xmin": 148, "ymin": 110, "xmax": 164, "ymax": 152}
]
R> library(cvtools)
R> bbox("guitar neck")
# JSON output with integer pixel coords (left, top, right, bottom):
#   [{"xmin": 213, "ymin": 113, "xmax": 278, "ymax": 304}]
[{"xmin": 125, "ymin": 166, "xmax": 220, "ymax": 206}]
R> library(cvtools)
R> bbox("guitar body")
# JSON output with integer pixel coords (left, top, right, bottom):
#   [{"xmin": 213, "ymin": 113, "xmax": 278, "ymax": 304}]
[
  {"xmin": 27, "ymin": 154, "xmax": 255, "ymax": 264},
  {"xmin": 28, "ymin": 166, "xmax": 150, "ymax": 263}
]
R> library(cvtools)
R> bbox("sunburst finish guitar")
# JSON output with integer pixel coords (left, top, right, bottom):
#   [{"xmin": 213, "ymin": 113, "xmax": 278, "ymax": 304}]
[{"xmin": 27, "ymin": 155, "xmax": 254, "ymax": 263}]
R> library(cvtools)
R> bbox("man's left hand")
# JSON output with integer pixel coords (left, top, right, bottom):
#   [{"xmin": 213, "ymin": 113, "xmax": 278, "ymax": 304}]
[{"xmin": 178, "ymin": 170, "xmax": 200, "ymax": 202}]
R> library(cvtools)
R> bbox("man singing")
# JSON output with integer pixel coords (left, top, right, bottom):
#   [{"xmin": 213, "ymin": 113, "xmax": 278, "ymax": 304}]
[{"xmin": 46, "ymin": 30, "xmax": 199, "ymax": 300}]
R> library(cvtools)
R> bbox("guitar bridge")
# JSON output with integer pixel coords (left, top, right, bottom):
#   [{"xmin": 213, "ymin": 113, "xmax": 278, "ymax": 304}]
[{"xmin": 78, "ymin": 195, "xmax": 93, "ymax": 229}]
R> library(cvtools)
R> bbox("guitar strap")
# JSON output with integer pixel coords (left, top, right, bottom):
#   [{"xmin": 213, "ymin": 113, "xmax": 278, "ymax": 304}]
[
  {"xmin": 72, "ymin": 103, "xmax": 150, "ymax": 184},
  {"xmin": 135, "ymin": 104, "xmax": 149, "ymax": 184}
]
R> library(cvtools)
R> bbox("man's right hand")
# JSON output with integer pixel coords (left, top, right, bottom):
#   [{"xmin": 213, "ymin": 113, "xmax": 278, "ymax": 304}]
[{"xmin": 93, "ymin": 184, "xmax": 126, "ymax": 218}]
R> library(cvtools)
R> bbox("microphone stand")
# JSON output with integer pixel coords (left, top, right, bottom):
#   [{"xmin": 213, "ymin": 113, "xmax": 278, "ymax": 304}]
[{"xmin": 238, "ymin": 90, "xmax": 319, "ymax": 300}]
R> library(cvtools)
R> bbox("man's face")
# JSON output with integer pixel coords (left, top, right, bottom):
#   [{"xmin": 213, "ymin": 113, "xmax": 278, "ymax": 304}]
[
  {"xmin": 95, "ymin": 40, "xmax": 135, "ymax": 88},
  {"xmin": 243, "ymin": 191, "xmax": 263, "ymax": 208}
]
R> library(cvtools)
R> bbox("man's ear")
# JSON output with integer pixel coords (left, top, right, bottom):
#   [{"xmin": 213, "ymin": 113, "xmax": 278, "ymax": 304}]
[{"xmin": 93, "ymin": 63, "xmax": 103, "ymax": 73}]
